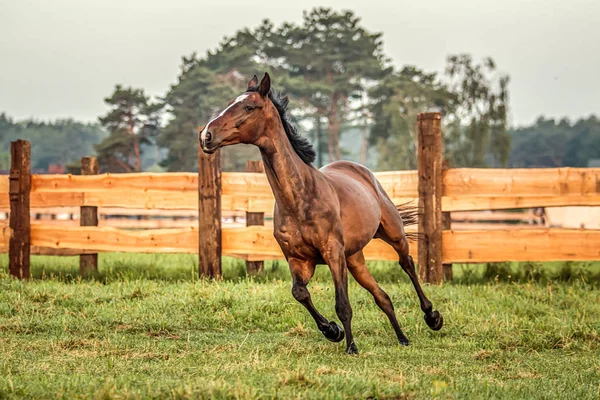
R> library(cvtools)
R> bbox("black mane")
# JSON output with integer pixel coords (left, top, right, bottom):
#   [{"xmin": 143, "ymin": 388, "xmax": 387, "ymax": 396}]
[{"xmin": 247, "ymin": 85, "xmax": 316, "ymax": 164}]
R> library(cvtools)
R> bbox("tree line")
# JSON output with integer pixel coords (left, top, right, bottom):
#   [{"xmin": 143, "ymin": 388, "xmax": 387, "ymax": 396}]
[{"xmin": 1, "ymin": 8, "xmax": 598, "ymax": 173}]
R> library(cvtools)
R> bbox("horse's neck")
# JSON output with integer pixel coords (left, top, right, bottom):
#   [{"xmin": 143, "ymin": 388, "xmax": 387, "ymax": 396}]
[{"xmin": 259, "ymin": 131, "xmax": 313, "ymax": 214}]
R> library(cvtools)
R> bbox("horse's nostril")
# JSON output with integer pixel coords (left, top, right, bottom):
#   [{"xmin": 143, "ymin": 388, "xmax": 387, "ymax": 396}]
[{"xmin": 205, "ymin": 131, "xmax": 212, "ymax": 143}]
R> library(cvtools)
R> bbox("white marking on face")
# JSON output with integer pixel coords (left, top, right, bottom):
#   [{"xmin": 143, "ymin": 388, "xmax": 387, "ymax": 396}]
[{"xmin": 200, "ymin": 94, "xmax": 249, "ymax": 145}]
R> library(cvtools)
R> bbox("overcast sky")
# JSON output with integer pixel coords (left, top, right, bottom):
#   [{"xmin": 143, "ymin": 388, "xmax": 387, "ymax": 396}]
[{"xmin": 1, "ymin": 0, "xmax": 598, "ymax": 127}]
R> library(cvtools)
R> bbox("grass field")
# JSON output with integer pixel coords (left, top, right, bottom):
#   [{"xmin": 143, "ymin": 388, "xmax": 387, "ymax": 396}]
[{"xmin": 1, "ymin": 254, "xmax": 599, "ymax": 399}]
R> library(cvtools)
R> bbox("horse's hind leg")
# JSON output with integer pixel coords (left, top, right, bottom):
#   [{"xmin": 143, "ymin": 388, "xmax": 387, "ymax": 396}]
[
  {"xmin": 376, "ymin": 206, "xmax": 444, "ymax": 331},
  {"xmin": 289, "ymin": 258, "xmax": 345, "ymax": 343},
  {"xmin": 347, "ymin": 251, "xmax": 410, "ymax": 346}
]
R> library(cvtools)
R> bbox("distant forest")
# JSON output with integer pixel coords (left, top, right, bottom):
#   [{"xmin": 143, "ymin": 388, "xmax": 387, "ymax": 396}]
[{"xmin": 1, "ymin": 8, "xmax": 599, "ymax": 173}]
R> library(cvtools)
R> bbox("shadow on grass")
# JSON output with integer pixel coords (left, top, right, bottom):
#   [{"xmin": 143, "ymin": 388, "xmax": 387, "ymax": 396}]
[{"xmin": 1, "ymin": 253, "xmax": 599, "ymax": 287}]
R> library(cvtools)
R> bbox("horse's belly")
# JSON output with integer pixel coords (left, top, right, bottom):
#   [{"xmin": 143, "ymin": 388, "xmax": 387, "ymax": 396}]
[
  {"xmin": 337, "ymin": 185, "xmax": 381, "ymax": 256},
  {"xmin": 340, "ymin": 208, "xmax": 380, "ymax": 256}
]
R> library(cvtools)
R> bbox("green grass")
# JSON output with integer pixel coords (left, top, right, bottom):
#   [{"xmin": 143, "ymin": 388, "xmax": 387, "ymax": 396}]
[{"xmin": 1, "ymin": 254, "xmax": 599, "ymax": 399}]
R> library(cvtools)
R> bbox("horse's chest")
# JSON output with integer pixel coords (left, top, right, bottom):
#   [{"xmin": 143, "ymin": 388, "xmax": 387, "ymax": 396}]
[{"xmin": 273, "ymin": 222, "xmax": 320, "ymax": 258}]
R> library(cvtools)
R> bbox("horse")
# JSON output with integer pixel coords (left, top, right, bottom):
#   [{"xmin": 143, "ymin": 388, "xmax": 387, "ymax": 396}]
[{"xmin": 199, "ymin": 73, "xmax": 443, "ymax": 355}]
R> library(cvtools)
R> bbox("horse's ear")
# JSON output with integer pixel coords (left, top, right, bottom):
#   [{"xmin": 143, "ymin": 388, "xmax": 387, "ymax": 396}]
[
  {"xmin": 247, "ymin": 75, "xmax": 259, "ymax": 89},
  {"xmin": 258, "ymin": 73, "xmax": 271, "ymax": 97}
]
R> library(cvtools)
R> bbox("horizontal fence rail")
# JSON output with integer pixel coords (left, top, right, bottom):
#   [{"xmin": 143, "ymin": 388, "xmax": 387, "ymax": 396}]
[
  {"xmin": 2, "ymin": 168, "xmax": 598, "ymax": 212},
  {"xmin": 3, "ymin": 224, "xmax": 599, "ymax": 263},
  {"xmin": 2, "ymin": 169, "xmax": 599, "ymax": 214}
]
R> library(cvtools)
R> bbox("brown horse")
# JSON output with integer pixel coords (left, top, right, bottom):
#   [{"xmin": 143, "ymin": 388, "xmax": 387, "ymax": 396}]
[{"xmin": 199, "ymin": 73, "xmax": 443, "ymax": 355}]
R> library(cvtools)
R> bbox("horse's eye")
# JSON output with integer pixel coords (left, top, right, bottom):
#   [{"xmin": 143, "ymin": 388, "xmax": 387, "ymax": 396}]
[{"xmin": 245, "ymin": 106, "xmax": 254, "ymax": 112}]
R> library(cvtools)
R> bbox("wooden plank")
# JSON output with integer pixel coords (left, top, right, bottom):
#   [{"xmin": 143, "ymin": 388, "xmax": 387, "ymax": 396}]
[
  {"xmin": 417, "ymin": 112, "xmax": 443, "ymax": 284},
  {"xmin": 443, "ymin": 229, "xmax": 600, "ymax": 262},
  {"xmin": 19, "ymin": 224, "xmax": 600, "ymax": 263},
  {"xmin": 9, "ymin": 140, "xmax": 31, "ymax": 279},
  {"xmin": 31, "ymin": 167, "xmax": 596, "ymax": 199},
  {"xmin": 31, "ymin": 172, "xmax": 198, "ymax": 192},
  {"xmin": 31, "ymin": 225, "xmax": 198, "ymax": 253},
  {"xmin": 245, "ymin": 161, "xmax": 265, "ymax": 274},
  {"xmin": 444, "ymin": 168, "xmax": 600, "ymax": 197},
  {"xmin": 80, "ymin": 157, "xmax": 99, "ymax": 276}
]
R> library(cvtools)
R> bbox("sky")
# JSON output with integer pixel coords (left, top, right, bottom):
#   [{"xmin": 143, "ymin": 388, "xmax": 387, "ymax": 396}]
[{"xmin": 0, "ymin": 0, "xmax": 598, "ymax": 127}]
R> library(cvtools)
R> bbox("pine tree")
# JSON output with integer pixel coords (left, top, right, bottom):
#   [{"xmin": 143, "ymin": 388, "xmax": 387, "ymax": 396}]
[
  {"xmin": 268, "ymin": 8, "xmax": 387, "ymax": 162},
  {"xmin": 370, "ymin": 55, "xmax": 510, "ymax": 169},
  {"xmin": 96, "ymin": 85, "xmax": 161, "ymax": 173}
]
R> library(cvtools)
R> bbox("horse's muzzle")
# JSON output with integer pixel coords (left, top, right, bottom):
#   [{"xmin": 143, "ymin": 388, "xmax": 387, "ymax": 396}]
[{"xmin": 201, "ymin": 143, "xmax": 219, "ymax": 154}]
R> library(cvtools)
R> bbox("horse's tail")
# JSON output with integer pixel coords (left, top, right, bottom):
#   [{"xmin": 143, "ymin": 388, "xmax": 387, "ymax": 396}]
[{"xmin": 396, "ymin": 201, "xmax": 422, "ymax": 242}]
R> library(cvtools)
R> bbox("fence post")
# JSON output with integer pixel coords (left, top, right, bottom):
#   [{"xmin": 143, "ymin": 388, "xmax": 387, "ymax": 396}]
[
  {"xmin": 417, "ymin": 113, "xmax": 443, "ymax": 284},
  {"xmin": 441, "ymin": 159, "xmax": 453, "ymax": 281},
  {"xmin": 80, "ymin": 157, "xmax": 98, "ymax": 276},
  {"xmin": 198, "ymin": 146, "xmax": 222, "ymax": 278},
  {"xmin": 9, "ymin": 140, "xmax": 31, "ymax": 279},
  {"xmin": 245, "ymin": 160, "xmax": 265, "ymax": 275}
]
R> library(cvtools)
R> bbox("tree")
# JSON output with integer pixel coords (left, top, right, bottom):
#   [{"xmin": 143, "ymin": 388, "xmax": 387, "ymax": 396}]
[
  {"xmin": 369, "ymin": 67, "xmax": 456, "ymax": 170},
  {"xmin": 444, "ymin": 54, "xmax": 510, "ymax": 167},
  {"xmin": 0, "ymin": 151, "xmax": 9, "ymax": 171},
  {"xmin": 564, "ymin": 116, "xmax": 600, "ymax": 167},
  {"xmin": 370, "ymin": 55, "xmax": 510, "ymax": 170},
  {"xmin": 509, "ymin": 116, "xmax": 600, "ymax": 167},
  {"xmin": 158, "ymin": 50, "xmax": 261, "ymax": 172},
  {"xmin": 96, "ymin": 85, "xmax": 161, "ymax": 173},
  {"xmin": 267, "ymin": 8, "xmax": 387, "ymax": 162},
  {"xmin": 0, "ymin": 112, "xmax": 107, "ymax": 171},
  {"xmin": 201, "ymin": 9, "xmax": 386, "ymax": 164}
]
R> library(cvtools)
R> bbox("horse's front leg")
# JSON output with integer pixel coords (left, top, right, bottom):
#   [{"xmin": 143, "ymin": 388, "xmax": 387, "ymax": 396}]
[
  {"xmin": 323, "ymin": 241, "xmax": 357, "ymax": 355},
  {"xmin": 289, "ymin": 257, "xmax": 345, "ymax": 343}
]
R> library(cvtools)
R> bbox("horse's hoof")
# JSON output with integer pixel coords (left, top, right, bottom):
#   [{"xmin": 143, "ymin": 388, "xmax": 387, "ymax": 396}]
[
  {"xmin": 424, "ymin": 310, "xmax": 444, "ymax": 331},
  {"xmin": 321, "ymin": 321, "xmax": 345, "ymax": 343},
  {"xmin": 399, "ymin": 336, "xmax": 410, "ymax": 346},
  {"xmin": 345, "ymin": 342, "xmax": 358, "ymax": 355}
]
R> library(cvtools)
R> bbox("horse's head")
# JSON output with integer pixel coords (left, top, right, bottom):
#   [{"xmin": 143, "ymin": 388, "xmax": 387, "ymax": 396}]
[{"xmin": 199, "ymin": 73, "xmax": 273, "ymax": 154}]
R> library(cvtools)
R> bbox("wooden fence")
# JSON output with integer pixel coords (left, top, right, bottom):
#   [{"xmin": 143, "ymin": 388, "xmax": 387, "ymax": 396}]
[{"xmin": 2, "ymin": 112, "xmax": 600, "ymax": 282}]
